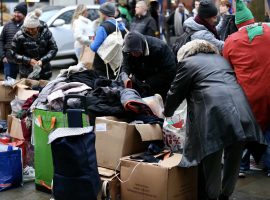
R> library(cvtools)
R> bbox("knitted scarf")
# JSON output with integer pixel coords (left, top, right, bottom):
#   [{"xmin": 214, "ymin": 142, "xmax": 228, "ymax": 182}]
[{"xmin": 195, "ymin": 15, "xmax": 220, "ymax": 40}]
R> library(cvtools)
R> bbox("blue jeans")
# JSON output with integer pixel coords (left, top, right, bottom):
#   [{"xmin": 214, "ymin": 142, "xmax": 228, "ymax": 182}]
[
  {"xmin": 240, "ymin": 149, "xmax": 250, "ymax": 171},
  {"xmin": 4, "ymin": 62, "xmax": 19, "ymax": 79}
]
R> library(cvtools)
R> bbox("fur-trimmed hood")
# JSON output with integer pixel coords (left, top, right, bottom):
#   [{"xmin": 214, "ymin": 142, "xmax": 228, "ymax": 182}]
[{"xmin": 177, "ymin": 39, "xmax": 219, "ymax": 62}]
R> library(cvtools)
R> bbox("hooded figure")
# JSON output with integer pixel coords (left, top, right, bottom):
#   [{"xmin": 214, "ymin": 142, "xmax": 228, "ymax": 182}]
[
  {"xmin": 120, "ymin": 31, "xmax": 176, "ymax": 101},
  {"xmin": 11, "ymin": 9, "xmax": 58, "ymax": 80},
  {"xmin": 164, "ymin": 39, "xmax": 264, "ymax": 200}
]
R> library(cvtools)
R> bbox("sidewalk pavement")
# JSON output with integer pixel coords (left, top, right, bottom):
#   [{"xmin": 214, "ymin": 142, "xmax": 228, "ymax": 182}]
[{"xmin": 0, "ymin": 170, "xmax": 269, "ymax": 200}]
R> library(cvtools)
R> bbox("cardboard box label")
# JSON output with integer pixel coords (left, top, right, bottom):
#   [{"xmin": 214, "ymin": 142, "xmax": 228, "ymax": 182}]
[{"xmin": 96, "ymin": 123, "xmax": 107, "ymax": 132}]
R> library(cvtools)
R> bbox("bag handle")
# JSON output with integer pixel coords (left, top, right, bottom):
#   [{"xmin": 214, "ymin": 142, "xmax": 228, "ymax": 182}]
[
  {"xmin": 37, "ymin": 115, "xmax": 56, "ymax": 132},
  {"xmin": 101, "ymin": 180, "xmax": 111, "ymax": 200},
  {"xmin": 39, "ymin": 180, "xmax": 52, "ymax": 190}
]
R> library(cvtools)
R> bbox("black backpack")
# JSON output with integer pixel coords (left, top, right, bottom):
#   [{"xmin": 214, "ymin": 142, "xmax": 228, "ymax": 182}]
[{"xmin": 172, "ymin": 28, "xmax": 196, "ymax": 55}]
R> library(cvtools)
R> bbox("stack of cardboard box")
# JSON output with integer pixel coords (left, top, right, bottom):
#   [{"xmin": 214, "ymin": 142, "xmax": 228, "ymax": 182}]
[{"xmin": 95, "ymin": 117, "xmax": 198, "ymax": 200}]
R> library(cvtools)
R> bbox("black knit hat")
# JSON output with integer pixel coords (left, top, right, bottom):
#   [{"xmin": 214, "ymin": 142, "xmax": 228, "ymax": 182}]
[
  {"xmin": 14, "ymin": 2, "xmax": 28, "ymax": 16},
  {"xmin": 198, "ymin": 0, "xmax": 218, "ymax": 18},
  {"xmin": 99, "ymin": 2, "xmax": 115, "ymax": 17}
]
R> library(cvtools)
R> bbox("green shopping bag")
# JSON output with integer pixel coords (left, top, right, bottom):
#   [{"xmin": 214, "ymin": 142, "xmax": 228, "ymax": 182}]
[{"xmin": 33, "ymin": 109, "xmax": 89, "ymax": 193}]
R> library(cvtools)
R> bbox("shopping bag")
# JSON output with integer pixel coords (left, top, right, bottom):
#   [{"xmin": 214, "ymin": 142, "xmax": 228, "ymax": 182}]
[
  {"xmin": 49, "ymin": 95, "xmax": 100, "ymax": 200},
  {"xmin": 0, "ymin": 144, "xmax": 22, "ymax": 192},
  {"xmin": 80, "ymin": 45, "xmax": 95, "ymax": 70},
  {"xmin": 33, "ymin": 109, "xmax": 89, "ymax": 193},
  {"xmin": 163, "ymin": 100, "xmax": 187, "ymax": 152}
]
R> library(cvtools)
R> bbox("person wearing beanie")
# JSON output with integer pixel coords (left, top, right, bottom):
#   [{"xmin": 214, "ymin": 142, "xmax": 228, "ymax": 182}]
[
  {"xmin": 0, "ymin": 2, "xmax": 28, "ymax": 79},
  {"xmin": 182, "ymin": 0, "xmax": 224, "ymax": 52},
  {"xmin": 120, "ymin": 31, "xmax": 177, "ymax": 101},
  {"xmin": 129, "ymin": 1, "xmax": 158, "ymax": 37},
  {"xmin": 223, "ymin": 0, "xmax": 270, "ymax": 179},
  {"xmin": 89, "ymin": 2, "xmax": 127, "ymax": 79},
  {"xmin": 10, "ymin": 9, "xmax": 58, "ymax": 80}
]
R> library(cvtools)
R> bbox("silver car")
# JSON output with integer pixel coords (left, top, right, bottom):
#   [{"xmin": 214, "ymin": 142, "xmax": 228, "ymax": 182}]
[{"xmin": 39, "ymin": 5, "xmax": 100, "ymax": 67}]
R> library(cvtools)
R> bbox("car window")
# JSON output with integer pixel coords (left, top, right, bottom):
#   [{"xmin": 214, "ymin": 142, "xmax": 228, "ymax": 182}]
[
  {"xmin": 40, "ymin": 10, "xmax": 59, "ymax": 22},
  {"xmin": 87, "ymin": 9, "xmax": 99, "ymax": 21},
  {"xmin": 57, "ymin": 10, "xmax": 75, "ymax": 24}
]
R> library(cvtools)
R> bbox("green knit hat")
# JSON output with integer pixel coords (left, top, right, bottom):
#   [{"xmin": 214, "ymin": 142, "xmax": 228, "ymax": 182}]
[{"xmin": 235, "ymin": 0, "xmax": 254, "ymax": 25}]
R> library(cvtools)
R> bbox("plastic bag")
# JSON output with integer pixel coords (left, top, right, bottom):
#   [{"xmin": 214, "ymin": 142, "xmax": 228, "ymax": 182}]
[
  {"xmin": 28, "ymin": 65, "xmax": 41, "ymax": 79},
  {"xmin": 10, "ymin": 96, "xmax": 26, "ymax": 114},
  {"xmin": 163, "ymin": 100, "xmax": 187, "ymax": 152}
]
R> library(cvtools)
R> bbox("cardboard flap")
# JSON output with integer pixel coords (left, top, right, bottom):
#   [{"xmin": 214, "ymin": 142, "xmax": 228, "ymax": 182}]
[
  {"xmin": 158, "ymin": 153, "xmax": 182, "ymax": 168},
  {"xmin": 98, "ymin": 167, "xmax": 116, "ymax": 177},
  {"xmin": 134, "ymin": 124, "xmax": 162, "ymax": 141}
]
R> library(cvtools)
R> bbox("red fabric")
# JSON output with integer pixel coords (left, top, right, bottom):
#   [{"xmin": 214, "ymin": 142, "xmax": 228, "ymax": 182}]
[
  {"xmin": 223, "ymin": 24, "xmax": 270, "ymax": 132},
  {"xmin": 236, "ymin": 18, "xmax": 255, "ymax": 29}
]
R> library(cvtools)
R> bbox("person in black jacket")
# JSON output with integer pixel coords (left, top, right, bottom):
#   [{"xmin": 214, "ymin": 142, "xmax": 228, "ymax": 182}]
[
  {"xmin": 130, "ymin": 1, "xmax": 158, "ymax": 37},
  {"xmin": 0, "ymin": 2, "xmax": 27, "ymax": 79},
  {"xmin": 164, "ymin": 39, "xmax": 264, "ymax": 200},
  {"xmin": 120, "ymin": 31, "xmax": 176, "ymax": 101},
  {"xmin": 11, "ymin": 9, "xmax": 58, "ymax": 80}
]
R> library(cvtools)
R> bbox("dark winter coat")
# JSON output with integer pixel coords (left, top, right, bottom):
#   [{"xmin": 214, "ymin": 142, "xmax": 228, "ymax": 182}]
[
  {"xmin": 130, "ymin": 13, "xmax": 157, "ymax": 37},
  {"xmin": 164, "ymin": 40, "xmax": 264, "ymax": 167},
  {"xmin": 0, "ymin": 19, "xmax": 23, "ymax": 62},
  {"xmin": 121, "ymin": 32, "xmax": 177, "ymax": 101},
  {"xmin": 11, "ymin": 21, "xmax": 58, "ymax": 80}
]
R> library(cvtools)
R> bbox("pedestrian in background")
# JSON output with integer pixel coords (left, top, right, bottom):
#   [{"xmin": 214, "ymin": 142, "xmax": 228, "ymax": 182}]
[
  {"xmin": 71, "ymin": 4, "xmax": 94, "ymax": 60},
  {"xmin": 11, "ymin": 9, "xmax": 58, "ymax": 80},
  {"xmin": 130, "ymin": 1, "xmax": 158, "ymax": 37},
  {"xmin": 164, "ymin": 39, "xmax": 264, "ymax": 200},
  {"xmin": 183, "ymin": 0, "xmax": 224, "ymax": 52},
  {"xmin": 90, "ymin": 2, "xmax": 127, "ymax": 79},
  {"xmin": 0, "ymin": 2, "xmax": 27, "ymax": 79}
]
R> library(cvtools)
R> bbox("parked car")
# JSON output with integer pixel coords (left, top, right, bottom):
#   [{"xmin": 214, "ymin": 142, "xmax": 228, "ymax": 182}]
[{"xmin": 0, "ymin": 5, "xmax": 100, "ymax": 69}]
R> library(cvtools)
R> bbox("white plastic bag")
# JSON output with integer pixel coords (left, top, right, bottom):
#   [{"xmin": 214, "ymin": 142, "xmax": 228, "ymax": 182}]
[{"xmin": 163, "ymin": 100, "xmax": 187, "ymax": 152}]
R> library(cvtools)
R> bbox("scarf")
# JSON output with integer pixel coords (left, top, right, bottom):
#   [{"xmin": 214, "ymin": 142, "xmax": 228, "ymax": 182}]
[
  {"xmin": 174, "ymin": 8, "xmax": 184, "ymax": 36},
  {"xmin": 195, "ymin": 15, "xmax": 220, "ymax": 40}
]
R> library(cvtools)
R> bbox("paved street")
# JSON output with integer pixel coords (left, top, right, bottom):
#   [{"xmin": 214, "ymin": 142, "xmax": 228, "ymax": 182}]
[{"xmin": 0, "ymin": 170, "xmax": 269, "ymax": 200}]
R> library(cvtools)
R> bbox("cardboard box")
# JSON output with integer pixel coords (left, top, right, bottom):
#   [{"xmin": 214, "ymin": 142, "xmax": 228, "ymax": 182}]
[
  {"xmin": 0, "ymin": 82, "xmax": 15, "ymax": 102},
  {"xmin": 98, "ymin": 167, "xmax": 120, "ymax": 200},
  {"xmin": 13, "ymin": 78, "xmax": 48, "ymax": 101},
  {"xmin": 120, "ymin": 153, "xmax": 197, "ymax": 200},
  {"xmin": 9, "ymin": 116, "xmax": 24, "ymax": 140},
  {"xmin": 0, "ymin": 102, "xmax": 12, "ymax": 120},
  {"xmin": 95, "ymin": 117, "xmax": 163, "ymax": 170}
]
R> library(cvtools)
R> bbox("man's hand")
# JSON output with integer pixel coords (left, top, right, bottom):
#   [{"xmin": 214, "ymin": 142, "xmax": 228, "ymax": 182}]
[
  {"xmin": 30, "ymin": 59, "xmax": 38, "ymax": 67},
  {"xmin": 2, "ymin": 57, "xmax": 8, "ymax": 63}
]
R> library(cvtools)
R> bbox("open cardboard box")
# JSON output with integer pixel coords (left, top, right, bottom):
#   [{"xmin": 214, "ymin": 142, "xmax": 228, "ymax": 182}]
[
  {"xmin": 97, "ymin": 167, "xmax": 120, "ymax": 200},
  {"xmin": 120, "ymin": 153, "xmax": 197, "ymax": 200},
  {"xmin": 13, "ymin": 78, "xmax": 48, "ymax": 101},
  {"xmin": 0, "ymin": 81, "xmax": 15, "ymax": 102},
  {"xmin": 95, "ymin": 117, "xmax": 163, "ymax": 170}
]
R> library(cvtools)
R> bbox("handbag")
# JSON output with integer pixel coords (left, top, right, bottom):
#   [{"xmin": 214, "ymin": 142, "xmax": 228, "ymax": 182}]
[
  {"xmin": 97, "ymin": 20, "xmax": 124, "ymax": 79},
  {"xmin": 0, "ymin": 144, "xmax": 23, "ymax": 192},
  {"xmin": 79, "ymin": 45, "xmax": 95, "ymax": 70}
]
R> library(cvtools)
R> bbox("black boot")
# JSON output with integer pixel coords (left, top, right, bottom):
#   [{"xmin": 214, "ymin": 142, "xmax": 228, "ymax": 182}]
[{"xmin": 219, "ymin": 194, "xmax": 229, "ymax": 200}]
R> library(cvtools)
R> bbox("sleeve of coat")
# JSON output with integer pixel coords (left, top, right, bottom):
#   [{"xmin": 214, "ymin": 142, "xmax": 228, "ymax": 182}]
[
  {"xmin": 146, "ymin": 17, "xmax": 158, "ymax": 37},
  {"xmin": 120, "ymin": 53, "xmax": 131, "ymax": 75},
  {"xmin": 40, "ymin": 29, "xmax": 58, "ymax": 64},
  {"xmin": 145, "ymin": 46, "xmax": 176, "ymax": 88},
  {"xmin": 0, "ymin": 25, "xmax": 6, "ymax": 60},
  {"xmin": 164, "ymin": 61, "xmax": 193, "ymax": 117},
  {"xmin": 10, "ymin": 33, "xmax": 31, "ymax": 65},
  {"xmin": 74, "ymin": 20, "xmax": 91, "ymax": 45}
]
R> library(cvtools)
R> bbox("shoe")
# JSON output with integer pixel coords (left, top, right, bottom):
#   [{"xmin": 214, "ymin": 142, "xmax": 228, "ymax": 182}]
[
  {"xmin": 267, "ymin": 172, "xmax": 270, "ymax": 177},
  {"xmin": 238, "ymin": 171, "xmax": 246, "ymax": 178},
  {"xmin": 23, "ymin": 166, "xmax": 35, "ymax": 183}
]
